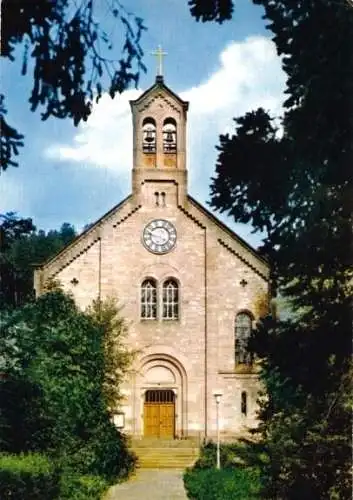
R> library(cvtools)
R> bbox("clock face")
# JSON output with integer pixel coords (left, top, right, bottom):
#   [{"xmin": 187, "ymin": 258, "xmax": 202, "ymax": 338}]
[{"xmin": 143, "ymin": 219, "xmax": 177, "ymax": 254}]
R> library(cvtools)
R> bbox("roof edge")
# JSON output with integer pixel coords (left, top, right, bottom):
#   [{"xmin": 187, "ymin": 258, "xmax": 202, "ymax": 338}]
[
  {"xmin": 36, "ymin": 194, "xmax": 133, "ymax": 269},
  {"xmin": 130, "ymin": 77, "xmax": 189, "ymax": 110},
  {"xmin": 187, "ymin": 195, "xmax": 269, "ymax": 266}
]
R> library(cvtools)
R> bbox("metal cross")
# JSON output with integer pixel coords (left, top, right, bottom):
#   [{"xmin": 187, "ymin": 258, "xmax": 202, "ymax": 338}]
[
  {"xmin": 240, "ymin": 278, "xmax": 248, "ymax": 287},
  {"xmin": 151, "ymin": 45, "xmax": 167, "ymax": 76}
]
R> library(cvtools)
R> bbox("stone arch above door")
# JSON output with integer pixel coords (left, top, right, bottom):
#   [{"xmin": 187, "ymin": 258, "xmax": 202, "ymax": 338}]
[
  {"xmin": 145, "ymin": 365, "xmax": 176, "ymax": 385},
  {"xmin": 136, "ymin": 351, "xmax": 188, "ymax": 438},
  {"xmin": 137, "ymin": 343, "xmax": 191, "ymax": 378}
]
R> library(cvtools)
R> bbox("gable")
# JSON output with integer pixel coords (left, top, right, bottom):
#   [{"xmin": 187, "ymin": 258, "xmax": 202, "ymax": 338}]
[
  {"xmin": 35, "ymin": 191, "xmax": 269, "ymax": 295},
  {"xmin": 34, "ymin": 195, "xmax": 139, "ymax": 288},
  {"xmin": 130, "ymin": 76, "xmax": 189, "ymax": 113},
  {"xmin": 184, "ymin": 195, "xmax": 269, "ymax": 281}
]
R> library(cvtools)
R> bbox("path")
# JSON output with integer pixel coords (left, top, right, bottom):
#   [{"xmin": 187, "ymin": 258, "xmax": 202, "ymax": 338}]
[{"xmin": 105, "ymin": 469, "xmax": 188, "ymax": 500}]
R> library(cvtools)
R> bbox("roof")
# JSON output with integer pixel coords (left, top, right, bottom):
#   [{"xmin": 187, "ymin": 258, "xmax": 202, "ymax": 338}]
[{"xmin": 130, "ymin": 76, "xmax": 189, "ymax": 111}]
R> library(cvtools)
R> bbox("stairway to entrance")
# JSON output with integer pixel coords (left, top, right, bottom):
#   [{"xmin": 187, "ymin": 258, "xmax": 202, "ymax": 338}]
[{"xmin": 130, "ymin": 438, "xmax": 200, "ymax": 469}]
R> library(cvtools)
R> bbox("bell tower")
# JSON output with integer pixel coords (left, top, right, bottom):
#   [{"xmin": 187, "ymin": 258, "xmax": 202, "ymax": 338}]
[{"xmin": 130, "ymin": 72, "xmax": 189, "ymax": 207}]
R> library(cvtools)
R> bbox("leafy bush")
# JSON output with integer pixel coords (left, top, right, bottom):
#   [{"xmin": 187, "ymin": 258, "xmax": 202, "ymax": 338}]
[
  {"xmin": 184, "ymin": 467, "xmax": 261, "ymax": 500},
  {"xmin": 0, "ymin": 453, "xmax": 59, "ymax": 499},
  {"xmin": 59, "ymin": 473, "xmax": 108, "ymax": 500},
  {"xmin": 0, "ymin": 291, "xmax": 136, "ymax": 483},
  {"xmin": 60, "ymin": 420, "xmax": 136, "ymax": 480},
  {"xmin": 194, "ymin": 440, "xmax": 268, "ymax": 470}
]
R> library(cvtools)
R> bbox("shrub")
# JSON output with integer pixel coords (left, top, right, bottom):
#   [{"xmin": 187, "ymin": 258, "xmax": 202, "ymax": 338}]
[
  {"xmin": 183, "ymin": 467, "xmax": 261, "ymax": 500},
  {"xmin": 194, "ymin": 440, "xmax": 268, "ymax": 470},
  {"xmin": 0, "ymin": 377, "xmax": 53, "ymax": 453},
  {"xmin": 0, "ymin": 453, "xmax": 59, "ymax": 499},
  {"xmin": 60, "ymin": 420, "xmax": 136, "ymax": 480},
  {"xmin": 59, "ymin": 473, "xmax": 108, "ymax": 500}
]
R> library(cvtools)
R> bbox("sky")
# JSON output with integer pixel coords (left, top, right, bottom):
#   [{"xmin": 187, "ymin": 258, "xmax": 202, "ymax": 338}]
[{"xmin": 0, "ymin": 0, "xmax": 286, "ymax": 248}]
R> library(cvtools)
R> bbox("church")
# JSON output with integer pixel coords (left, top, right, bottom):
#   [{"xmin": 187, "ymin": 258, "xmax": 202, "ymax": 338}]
[{"xmin": 34, "ymin": 72, "xmax": 270, "ymax": 441}]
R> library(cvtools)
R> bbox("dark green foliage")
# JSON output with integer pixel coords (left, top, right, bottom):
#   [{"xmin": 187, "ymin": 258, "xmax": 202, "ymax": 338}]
[
  {"xmin": 0, "ymin": 212, "xmax": 35, "ymax": 249},
  {"xmin": 0, "ymin": 94, "xmax": 24, "ymax": 169},
  {"xmin": 189, "ymin": 1, "xmax": 353, "ymax": 498},
  {"xmin": 0, "ymin": 291, "xmax": 136, "ymax": 483},
  {"xmin": 0, "ymin": 377, "xmax": 52, "ymax": 454},
  {"xmin": 0, "ymin": 454, "xmax": 110, "ymax": 500},
  {"xmin": 86, "ymin": 298, "xmax": 136, "ymax": 411},
  {"xmin": 209, "ymin": 0, "xmax": 353, "ymax": 280},
  {"xmin": 194, "ymin": 440, "xmax": 268, "ymax": 471},
  {"xmin": 0, "ymin": 453, "xmax": 60, "ymax": 500},
  {"xmin": 0, "ymin": 213, "xmax": 77, "ymax": 308},
  {"xmin": 59, "ymin": 473, "xmax": 108, "ymax": 500},
  {"xmin": 1, "ymin": 0, "xmax": 146, "ymax": 171},
  {"xmin": 58, "ymin": 420, "xmax": 136, "ymax": 480},
  {"xmin": 188, "ymin": 0, "xmax": 234, "ymax": 24},
  {"xmin": 184, "ymin": 467, "xmax": 260, "ymax": 500},
  {"xmin": 184, "ymin": 441, "xmax": 264, "ymax": 499}
]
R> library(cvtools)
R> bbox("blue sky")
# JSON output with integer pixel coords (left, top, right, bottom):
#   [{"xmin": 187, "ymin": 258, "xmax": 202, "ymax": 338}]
[{"xmin": 1, "ymin": 0, "xmax": 286, "ymax": 247}]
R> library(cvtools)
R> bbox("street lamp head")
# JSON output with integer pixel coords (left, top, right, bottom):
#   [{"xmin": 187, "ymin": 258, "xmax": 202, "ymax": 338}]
[{"xmin": 213, "ymin": 392, "xmax": 223, "ymax": 404}]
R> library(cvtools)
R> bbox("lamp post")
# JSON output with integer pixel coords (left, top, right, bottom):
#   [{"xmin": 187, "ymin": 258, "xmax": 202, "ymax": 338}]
[{"xmin": 213, "ymin": 392, "xmax": 222, "ymax": 469}]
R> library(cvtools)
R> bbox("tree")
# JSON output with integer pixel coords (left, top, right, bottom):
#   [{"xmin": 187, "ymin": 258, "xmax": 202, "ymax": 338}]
[
  {"xmin": 0, "ymin": 213, "xmax": 77, "ymax": 308},
  {"xmin": 189, "ymin": 1, "xmax": 353, "ymax": 498},
  {"xmin": 0, "ymin": 290, "xmax": 136, "ymax": 479},
  {"xmin": 86, "ymin": 297, "xmax": 137, "ymax": 413},
  {"xmin": 0, "ymin": 213, "xmax": 36, "ymax": 308},
  {"xmin": 1, "ymin": 0, "xmax": 146, "ymax": 171}
]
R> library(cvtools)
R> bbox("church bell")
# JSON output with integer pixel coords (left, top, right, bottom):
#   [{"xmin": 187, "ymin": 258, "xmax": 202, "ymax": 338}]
[
  {"xmin": 165, "ymin": 131, "xmax": 174, "ymax": 143},
  {"xmin": 144, "ymin": 129, "xmax": 155, "ymax": 142}
]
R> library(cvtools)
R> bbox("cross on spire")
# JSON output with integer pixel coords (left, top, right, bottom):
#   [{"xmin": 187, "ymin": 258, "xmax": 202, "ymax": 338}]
[{"xmin": 151, "ymin": 45, "xmax": 167, "ymax": 77}]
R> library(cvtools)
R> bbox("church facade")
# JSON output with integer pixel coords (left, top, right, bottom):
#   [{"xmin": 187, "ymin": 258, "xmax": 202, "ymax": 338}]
[{"xmin": 34, "ymin": 76, "xmax": 270, "ymax": 440}]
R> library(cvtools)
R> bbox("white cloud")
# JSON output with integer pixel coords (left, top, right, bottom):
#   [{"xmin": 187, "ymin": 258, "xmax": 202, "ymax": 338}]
[
  {"xmin": 45, "ymin": 89, "xmax": 141, "ymax": 181},
  {"xmin": 44, "ymin": 36, "xmax": 285, "ymax": 240},
  {"xmin": 182, "ymin": 36, "xmax": 285, "ymax": 190}
]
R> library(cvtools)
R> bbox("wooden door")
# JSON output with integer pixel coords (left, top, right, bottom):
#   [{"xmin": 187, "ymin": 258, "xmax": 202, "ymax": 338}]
[
  {"xmin": 144, "ymin": 403, "xmax": 160, "ymax": 437},
  {"xmin": 159, "ymin": 403, "xmax": 175, "ymax": 438},
  {"xmin": 144, "ymin": 390, "xmax": 175, "ymax": 438}
]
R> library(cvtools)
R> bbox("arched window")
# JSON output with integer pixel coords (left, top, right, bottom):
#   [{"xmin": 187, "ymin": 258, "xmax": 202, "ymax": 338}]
[
  {"xmin": 241, "ymin": 391, "xmax": 247, "ymax": 416},
  {"xmin": 235, "ymin": 312, "xmax": 252, "ymax": 364},
  {"xmin": 163, "ymin": 118, "xmax": 177, "ymax": 153},
  {"xmin": 141, "ymin": 279, "xmax": 157, "ymax": 319},
  {"xmin": 162, "ymin": 279, "xmax": 179, "ymax": 320},
  {"xmin": 142, "ymin": 117, "xmax": 156, "ymax": 153}
]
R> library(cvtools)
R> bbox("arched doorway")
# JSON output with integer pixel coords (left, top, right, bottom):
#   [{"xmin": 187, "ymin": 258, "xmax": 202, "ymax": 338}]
[
  {"xmin": 144, "ymin": 389, "xmax": 175, "ymax": 438},
  {"xmin": 133, "ymin": 350, "xmax": 188, "ymax": 438}
]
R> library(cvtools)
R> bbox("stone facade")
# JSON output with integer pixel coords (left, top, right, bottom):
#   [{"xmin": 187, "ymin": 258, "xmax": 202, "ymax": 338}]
[{"xmin": 34, "ymin": 77, "xmax": 270, "ymax": 440}]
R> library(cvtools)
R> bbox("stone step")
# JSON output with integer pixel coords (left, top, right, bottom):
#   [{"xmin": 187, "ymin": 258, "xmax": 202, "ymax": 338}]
[
  {"xmin": 137, "ymin": 462, "xmax": 195, "ymax": 468},
  {"xmin": 130, "ymin": 437, "xmax": 200, "ymax": 448},
  {"xmin": 136, "ymin": 458, "xmax": 197, "ymax": 468},
  {"xmin": 131, "ymin": 449, "xmax": 199, "ymax": 456},
  {"xmin": 131, "ymin": 444, "xmax": 200, "ymax": 469}
]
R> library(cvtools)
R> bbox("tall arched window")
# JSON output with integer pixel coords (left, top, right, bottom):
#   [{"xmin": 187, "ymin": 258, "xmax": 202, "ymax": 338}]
[
  {"xmin": 163, "ymin": 118, "xmax": 177, "ymax": 153},
  {"xmin": 142, "ymin": 117, "xmax": 156, "ymax": 153},
  {"xmin": 162, "ymin": 279, "xmax": 179, "ymax": 320},
  {"xmin": 141, "ymin": 279, "xmax": 157, "ymax": 319},
  {"xmin": 235, "ymin": 312, "xmax": 252, "ymax": 364}
]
